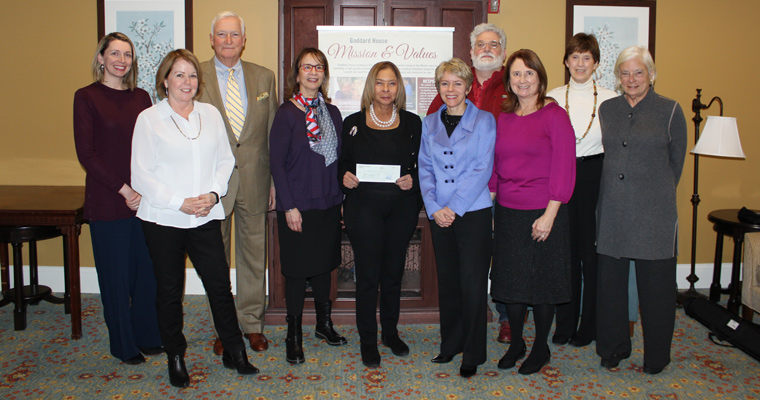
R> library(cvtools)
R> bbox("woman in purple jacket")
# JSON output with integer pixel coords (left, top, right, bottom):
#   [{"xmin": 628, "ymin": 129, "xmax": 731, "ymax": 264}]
[
  {"xmin": 73, "ymin": 32, "xmax": 162, "ymax": 365},
  {"xmin": 269, "ymin": 48, "xmax": 346, "ymax": 365}
]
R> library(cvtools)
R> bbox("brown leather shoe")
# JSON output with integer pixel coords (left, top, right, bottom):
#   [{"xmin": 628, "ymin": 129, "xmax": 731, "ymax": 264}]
[
  {"xmin": 498, "ymin": 321, "xmax": 512, "ymax": 343},
  {"xmin": 246, "ymin": 333, "xmax": 269, "ymax": 352},
  {"xmin": 212, "ymin": 337, "xmax": 224, "ymax": 356}
]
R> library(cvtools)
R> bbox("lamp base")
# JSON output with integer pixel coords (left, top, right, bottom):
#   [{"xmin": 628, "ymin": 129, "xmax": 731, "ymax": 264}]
[{"xmin": 676, "ymin": 287, "xmax": 708, "ymax": 308}]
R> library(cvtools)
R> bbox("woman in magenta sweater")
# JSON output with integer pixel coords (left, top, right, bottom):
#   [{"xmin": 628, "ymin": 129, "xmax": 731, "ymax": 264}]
[
  {"xmin": 488, "ymin": 49, "xmax": 575, "ymax": 375},
  {"xmin": 73, "ymin": 32, "xmax": 162, "ymax": 365}
]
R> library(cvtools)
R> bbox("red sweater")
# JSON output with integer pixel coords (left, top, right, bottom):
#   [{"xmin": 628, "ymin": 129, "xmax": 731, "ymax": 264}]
[
  {"xmin": 425, "ymin": 67, "xmax": 507, "ymax": 119},
  {"xmin": 73, "ymin": 82, "xmax": 152, "ymax": 221}
]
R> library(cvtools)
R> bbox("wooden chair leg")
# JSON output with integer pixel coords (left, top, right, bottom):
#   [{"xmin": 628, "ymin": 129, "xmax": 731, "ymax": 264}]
[{"xmin": 742, "ymin": 305, "xmax": 754, "ymax": 322}]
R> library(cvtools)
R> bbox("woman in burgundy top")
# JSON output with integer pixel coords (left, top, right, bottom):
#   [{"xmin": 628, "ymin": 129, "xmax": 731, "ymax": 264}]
[{"xmin": 73, "ymin": 32, "xmax": 162, "ymax": 365}]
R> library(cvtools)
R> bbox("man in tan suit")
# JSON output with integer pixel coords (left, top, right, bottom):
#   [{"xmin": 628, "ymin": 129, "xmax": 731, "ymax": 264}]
[{"xmin": 198, "ymin": 11, "xmax": 277, "ymax": 353}]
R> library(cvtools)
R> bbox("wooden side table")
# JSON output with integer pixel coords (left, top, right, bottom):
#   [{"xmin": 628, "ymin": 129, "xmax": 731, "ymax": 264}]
[
  {"xmin": 707, "ymin": 209, "xmax": 760, "ymax": 315},
  {"xmin": 0, "ymin": 186, "xmax": 85, "ymax": 339}
]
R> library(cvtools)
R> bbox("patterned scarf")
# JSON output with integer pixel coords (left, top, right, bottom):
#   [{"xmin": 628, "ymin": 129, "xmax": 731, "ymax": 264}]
[{"xmin": 293, "ymin": 92, "xmax": 338, "ymax": 166}]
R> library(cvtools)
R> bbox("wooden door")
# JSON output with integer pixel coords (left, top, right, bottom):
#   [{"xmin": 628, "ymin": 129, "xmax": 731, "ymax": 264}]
[
  {"xmin": 274, "ymin": 0, "xmax": 489, "ymax": 325},
  {"xmin": 281, "ymin": 0, "xmax": 486, "ymax": 99}
]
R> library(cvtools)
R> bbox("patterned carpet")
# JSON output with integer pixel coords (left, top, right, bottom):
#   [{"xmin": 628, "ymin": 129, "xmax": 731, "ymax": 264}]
[{"xmin": 1, "ymin": 293, "xmax": 758, "ymax": 400}]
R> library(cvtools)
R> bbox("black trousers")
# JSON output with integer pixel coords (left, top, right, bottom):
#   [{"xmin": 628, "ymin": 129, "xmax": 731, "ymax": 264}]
[
  {"xmin": 555, "ymin": 156, "xmax": 602, "ymax": 340},
  {"xmin": 429, "ymin": 208, "xmax": 492, "ymax": 366},
  {"xmin": 344, "ymin": 191, "xmax": 421, "ymax": 342},
  {"xmin": 142, "ymin": 219, "xmax": 244, "ymax": 357},
  {"xmin": 596, "ymin": 254, "xmax": 676, "ymax": 369}
]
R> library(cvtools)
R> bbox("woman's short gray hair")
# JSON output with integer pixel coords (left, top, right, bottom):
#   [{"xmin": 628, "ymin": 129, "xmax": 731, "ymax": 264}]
[
  {"xmin": 469, "ymin": 23, "xmax": 507, "ymax": 51},
  {"xmin": 613, "ymin": 45, "xmax": 656, "ymax": 92},
  {"xmin": 211, "ymin": 11, "xmax": 245, "ymax": 35}
]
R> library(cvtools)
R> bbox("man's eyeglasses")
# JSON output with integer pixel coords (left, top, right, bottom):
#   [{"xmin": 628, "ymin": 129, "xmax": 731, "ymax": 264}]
[
  {"xmin": 475, "ymin": 40, "xmax": 501, "ymax": 50},
  {"xmin": 300, "ymin": 64, "xmax": 326, "ymax": 72}
]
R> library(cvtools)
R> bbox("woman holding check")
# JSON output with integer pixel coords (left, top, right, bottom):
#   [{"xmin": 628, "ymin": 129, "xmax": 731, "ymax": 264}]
[{"xmin": 339, "ymin": 61, "xmax": 422, "ymax": 369}]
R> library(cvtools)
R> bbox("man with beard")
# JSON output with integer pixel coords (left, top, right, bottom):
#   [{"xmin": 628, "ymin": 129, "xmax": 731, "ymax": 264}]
[
  {"xmin": 425, "ymin": 23, "xmax": 510, "ymax": 343},
  {"xmin": 426, "ymin": 23, "xmax": 507, "ymax": 119}
]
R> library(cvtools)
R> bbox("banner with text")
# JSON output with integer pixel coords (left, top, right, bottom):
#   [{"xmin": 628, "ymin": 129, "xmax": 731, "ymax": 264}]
[{"xmin": 318, "ymin": 26, "xmax": 454, "ymax": 118}]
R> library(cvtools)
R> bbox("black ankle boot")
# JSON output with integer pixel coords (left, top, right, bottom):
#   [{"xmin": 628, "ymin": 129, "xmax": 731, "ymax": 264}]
[
  {"xmin": 314, "ymin": 300, "xmax": 347, "ymax": 346},
  {"xmin": 286, "ymin": 315, "xmax": 305, "ymax": 364},
  {"xmin": 167, "ymin": 354, "xmax": 190, "ymax": 388},
  {"xmin": 222, "ymin": 349, "xmax": 259, "ymax": 375}
]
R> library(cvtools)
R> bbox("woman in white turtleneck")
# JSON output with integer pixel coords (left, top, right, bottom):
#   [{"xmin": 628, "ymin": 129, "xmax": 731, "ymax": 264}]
[{"xmin": 546, "ymin": 33, "xmax": 617, "ymax": 348}]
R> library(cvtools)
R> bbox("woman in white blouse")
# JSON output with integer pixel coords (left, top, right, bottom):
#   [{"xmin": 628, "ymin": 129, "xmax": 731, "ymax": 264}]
[
  {"xmin": 546, "ymin": 33, "xmax": 618, "ymax": 348},
  {"xmin": 131, "ymin": 49, "xmax": 257, "ymax": 388}
]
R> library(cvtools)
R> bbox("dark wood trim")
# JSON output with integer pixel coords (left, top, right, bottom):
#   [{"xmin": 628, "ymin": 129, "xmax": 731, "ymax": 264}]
[
  {"xmin": 565, "ymin": 0, "xmax": 656, "ymax": 83},
  {"xmin": 96, "ymin": 0, "xmax": 193, "ymax": 51}
]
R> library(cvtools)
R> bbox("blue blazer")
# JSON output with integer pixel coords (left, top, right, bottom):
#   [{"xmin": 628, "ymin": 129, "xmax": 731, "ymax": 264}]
[{"xmin": 419, "ymin": 99, "xmax": 496, "ymax": 218}]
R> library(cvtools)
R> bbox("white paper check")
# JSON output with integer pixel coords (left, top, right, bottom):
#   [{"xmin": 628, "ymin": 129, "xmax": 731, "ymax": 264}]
[{"xmin": 356, "ymin": 164, "xmax": 400, "ymax": 183}]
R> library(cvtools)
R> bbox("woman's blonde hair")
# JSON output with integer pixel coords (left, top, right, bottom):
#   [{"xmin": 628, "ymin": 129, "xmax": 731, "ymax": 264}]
[
  {"xmin": 434, "ymin": 58, "xmax": 474, "ymax": 93},
  {"xmin": 91, "ymin": 32, "xmax": 139, "ymax": 90},
  {"xmin": 360, "ymin": 61, "xmax": 406, "ymax": 112}
]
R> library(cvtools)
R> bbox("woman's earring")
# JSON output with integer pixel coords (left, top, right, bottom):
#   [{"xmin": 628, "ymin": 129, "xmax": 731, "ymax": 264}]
[
  {"xmin": 507, "ymin": 85, "xmax": 512, "ymax": 93},
  {"xmin": 100, "ymin": 64, "xmax": 104, "ymax": 70}
]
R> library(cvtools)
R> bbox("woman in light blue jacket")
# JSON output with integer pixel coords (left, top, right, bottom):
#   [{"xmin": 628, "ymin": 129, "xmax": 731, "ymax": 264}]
[{"xmin": 418, "ymin": 58, "xmax": 496, "ymax": 379}]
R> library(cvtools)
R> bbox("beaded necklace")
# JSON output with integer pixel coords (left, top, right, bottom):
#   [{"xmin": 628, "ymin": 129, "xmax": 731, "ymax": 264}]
[
  {"xmin": 369, "ymin": 103, "xmax": 397, "ymax": 128},
  {"xmin": 564, "ymin": 80, "xmax": 597, "ymax": 144}
]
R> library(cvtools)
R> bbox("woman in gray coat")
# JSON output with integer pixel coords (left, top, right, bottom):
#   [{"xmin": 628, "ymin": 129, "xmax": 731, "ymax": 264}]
[{"xmin": 595, "ymin": 46, "xmax": 686, "ymax": 375}]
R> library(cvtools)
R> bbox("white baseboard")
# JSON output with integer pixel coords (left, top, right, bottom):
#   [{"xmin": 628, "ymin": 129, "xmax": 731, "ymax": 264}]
[
  {"xmin": 16, "ymin": 263, "xmax": 733, "ymax": 295},
  {"xmin": 22, "ymin": 266, "xmax": 251, "ymax": 295}
]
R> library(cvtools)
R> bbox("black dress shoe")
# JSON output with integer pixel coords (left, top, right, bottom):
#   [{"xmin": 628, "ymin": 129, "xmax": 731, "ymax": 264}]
[
  {"xmin": 600, "ymin": 352, "xmax": 631, "ymax": 369},
  {"xmin": 497, "ymin": 342, "xmax": 526, "ymax": 369},
  {"xmin": 551, "ymin": 334, "xmax": 570, "ymax": 345},
  {"xmin": 222, "ymin": 350, "xmax": 260, "ymax": 375},
  {"xmin": 381, "ymin": 334, "xmax": 409, "ymax": 356},
  {"xmin": 568, "ymin": 336, "xmax": 593, "ymax": 347},
  {"xmin": 431, "ymin": 354, "xmax": 455, "ymax": 364},
  {"xmin": 518, "ymin": 349, "xmax": 550, "ymax": 375},
  {"xmin": 123, "ymin": 354, "xmax": 146, "ymax": 365},
  {"xmin": 460, "ymin": 364, "xmax": 477, "ymax": 378},
  {"xmin": 360, "ymin": 343, "xmax": 381, "ymax": 368},
  {"xmin": 642, "ymin": 363, "xmax": 667, "ymax": 374},
  {"xmin": 139, "ymin": 346, "xmax": 165, "ymax": 356},
  {"xmin": 167, "ymin": 355, "xmax": 190, "ymax": 388}
]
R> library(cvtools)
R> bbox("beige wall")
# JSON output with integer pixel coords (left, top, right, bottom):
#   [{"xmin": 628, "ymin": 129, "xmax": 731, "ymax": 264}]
[{"xmin": 1, "ymin": 0, "xmax": 757, "ymax": 269}]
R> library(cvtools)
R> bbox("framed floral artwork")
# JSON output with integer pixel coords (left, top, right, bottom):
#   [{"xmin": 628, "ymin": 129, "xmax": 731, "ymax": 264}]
[
  {"xmin": 97, "ymin": 0, "xmax": 193, "ymax": 102},
  {"xmin": 565, "ymin": 0, "xmax": 656, "ymax": 91}
]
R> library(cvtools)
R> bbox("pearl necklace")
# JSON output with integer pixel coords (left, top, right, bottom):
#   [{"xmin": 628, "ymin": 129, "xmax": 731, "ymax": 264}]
[
  {"xmin": 369, "ymin": 103, "xmax": 397, "ymax": 128},
  {"xmin": 170, "ymin": 115, "xmax": 202, "ymax": 140},
  {"xmin": 564, "ymin": 80, "xmax": 597, "ymax": 144}
]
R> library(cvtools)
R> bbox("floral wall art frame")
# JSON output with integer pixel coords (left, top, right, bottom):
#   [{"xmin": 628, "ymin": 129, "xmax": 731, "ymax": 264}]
[
  {"xmin": 566, "ymin": 0, "xmax": 656, "ymax": 91},
  {"xmin": 98, "ymin": 0, "xmax": 193, "ymax": 102}
]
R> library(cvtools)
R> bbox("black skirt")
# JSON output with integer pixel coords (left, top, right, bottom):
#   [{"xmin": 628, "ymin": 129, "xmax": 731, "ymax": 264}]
[
  {"xmin": 491, "ymin": 203, "xmax": 571, "ymax": 305},
  {"xmin": 276, "ymin": 204, "xmax": 342, "ymax": 279}
]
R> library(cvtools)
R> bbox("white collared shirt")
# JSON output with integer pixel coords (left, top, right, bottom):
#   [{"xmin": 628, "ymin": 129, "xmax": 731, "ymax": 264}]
[{"xmin": 131, "ymin": 99, "xmax": 235, "ymax": 228}]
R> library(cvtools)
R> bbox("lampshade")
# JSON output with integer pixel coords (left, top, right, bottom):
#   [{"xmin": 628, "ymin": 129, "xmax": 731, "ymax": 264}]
[{"xmin": 691, "ymin": 116, "xmax": 745, "ymax": 158}]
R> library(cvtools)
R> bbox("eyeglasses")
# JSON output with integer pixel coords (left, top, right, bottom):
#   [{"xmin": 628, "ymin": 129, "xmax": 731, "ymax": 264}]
[
  {"xmin": 475, "ymin": 40, "xmax": 501, "ymax": 50},
  {"xmin": 300, "ymin": 64, "xmax": 325, "ymax": 72},
  {"xmin": 620, "ymin": 70, "xmax": 647, "ymax": 79}
]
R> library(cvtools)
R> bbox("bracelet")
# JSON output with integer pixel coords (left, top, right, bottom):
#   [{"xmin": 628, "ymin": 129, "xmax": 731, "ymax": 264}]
[
  {"xmin": 210, "ymin": 191, "xmax": 219, "ymax": 204},
  {"xmin": 285, "ymin": 208, "xmax": 294, "ymax": 213}
]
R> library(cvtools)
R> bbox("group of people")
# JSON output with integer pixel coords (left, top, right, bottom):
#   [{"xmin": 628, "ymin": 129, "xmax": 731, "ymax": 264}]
[{"xmin": 73, "ymin": 12, "xmax": 686, "ymax": 389}]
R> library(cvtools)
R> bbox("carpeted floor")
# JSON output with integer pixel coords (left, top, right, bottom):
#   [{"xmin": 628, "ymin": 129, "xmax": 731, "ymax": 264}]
[{"xmin": 1, "ymin": 293, "xmax": 758, "ymax": 399}]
